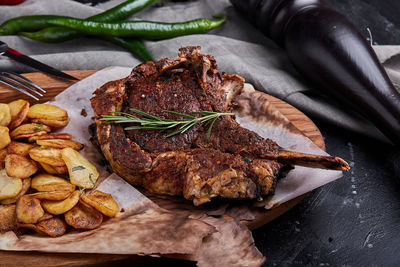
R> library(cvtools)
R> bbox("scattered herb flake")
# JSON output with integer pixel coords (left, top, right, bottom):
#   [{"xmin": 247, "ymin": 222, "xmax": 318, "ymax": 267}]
[
  {"xmin": 72, "ymin": 166, "xmax": 85, "ymax": 171},
  {"xmin": 33, "ymin": 124, "xmax": 43, "ymax": 132},
  {"xmin": 79, "ymin": 188, "xmax": 85, "ymax": 196},
  {"xmin": 61, "ymin": 174, "xmax": 70, "ymax": 181},
  {"xmin": 89, "ymin": 173, "xmax": 95, "ymax": 186}
]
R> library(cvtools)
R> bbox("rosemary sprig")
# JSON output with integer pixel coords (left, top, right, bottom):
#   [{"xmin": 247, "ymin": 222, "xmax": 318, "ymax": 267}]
[{"xmin": 100, "ymin": 108, "xmax": 233, "ymax": 140}]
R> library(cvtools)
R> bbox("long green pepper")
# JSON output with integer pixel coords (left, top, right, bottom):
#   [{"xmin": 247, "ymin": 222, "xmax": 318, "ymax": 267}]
[
  {"xmin": 47, "ymin": 14, "xmax": 227, "ymax": 39},
  {"xmin": 19, "ymin": 0, "xmax": 159, "ymax": 43},
  {"xmin": 0, "ymin": 0, "xmax": 157, "ymax": 61}
]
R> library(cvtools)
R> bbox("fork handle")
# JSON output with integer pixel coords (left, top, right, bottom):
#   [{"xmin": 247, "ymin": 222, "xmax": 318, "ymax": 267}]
[{"xmin": 0, "ymin": 40, "xmax": 8, "ymax": 54}]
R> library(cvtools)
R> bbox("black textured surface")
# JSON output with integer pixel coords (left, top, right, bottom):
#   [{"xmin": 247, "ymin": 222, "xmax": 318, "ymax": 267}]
[
  {"xmin": 252, "ymin": 1, "xmax": 400, "ymax": 265},
  {"xmin": 75, "ymin": 0, "xmax": 400, "ymax": 266}
]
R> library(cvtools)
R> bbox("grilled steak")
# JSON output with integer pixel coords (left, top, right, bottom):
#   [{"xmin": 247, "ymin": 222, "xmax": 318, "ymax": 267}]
[{"xmin": 91, "ymin": 46, "xmax": 349, "ymax": 205}]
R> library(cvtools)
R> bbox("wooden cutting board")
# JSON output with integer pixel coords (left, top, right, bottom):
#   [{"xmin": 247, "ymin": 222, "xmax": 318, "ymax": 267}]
[{"xmin": 0, "ymin": 70, "xmax": 325, "ymax": 266}]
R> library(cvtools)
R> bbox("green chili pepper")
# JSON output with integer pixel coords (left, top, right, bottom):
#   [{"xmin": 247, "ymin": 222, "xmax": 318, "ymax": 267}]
[
  {"xmin": 0, "ymin": 0, "xmax": 158, "ymax": 36},
  {"xmin": 103, "ymin": 36, "xmax": 154, "ymax": 61},
  {"xmin": 1, "ymin": 0, "xmax": 157, "ymax": 61},
  {"xmin": 0, "ymin": 15, "xmax": 58, "ymax": 36},
  {"xmin": 47, "ymin": 14, "xmax": 227, "ymax": 39}
]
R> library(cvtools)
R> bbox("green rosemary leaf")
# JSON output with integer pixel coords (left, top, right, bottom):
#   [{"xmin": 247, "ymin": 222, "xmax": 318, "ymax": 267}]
[
  {"xmin": 33, "ymin": 124, "xmax": 43, "ymax": 132},
  {"xmin": 72, "ymin": 166, "xmax": 85, "ymax": 171},
  {"xmin": 100, "ymin": 109, "xmax": 234, "ymax": 141},
  {"xmin": 163, "ymin": 110, "xmax": 196, "ymax": 119}
]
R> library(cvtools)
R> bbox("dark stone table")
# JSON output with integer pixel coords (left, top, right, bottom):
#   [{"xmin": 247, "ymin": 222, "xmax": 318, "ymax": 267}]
[
  {"xmin": 77, "ymin": 1, "xmax": 400, "ymax": 266},
  {"xmin": 253, "ymin": 1, "xmax": 400, "ymax": 266}
]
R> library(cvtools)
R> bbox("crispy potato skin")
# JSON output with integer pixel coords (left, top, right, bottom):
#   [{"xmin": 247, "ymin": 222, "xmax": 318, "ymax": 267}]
[
  {"xmin": 82, "ymin": 190, "xmax": 119, "ymax": 217},
  {"xmin": 0, "ymin": 178, "xmax": 31, "ymax": 205},
  {"xmin": 0, "ymin": 204, "xmax": 17, "ymax": 232},
  {"xmin": 16, "ymin": 195, "xmax": 45, "ymax": 224},
  {"xmin": 35, "ymin": 217, "xmax": 67, "ymax": 237},
  {"xmin": 0, "ymin": 126, "xmax": 11, "ymax": 150},
  {"xmin": 8, "ymin": 99, "xmax": 29, "ymax": 130},
  {"xmin": 28, "ymin": 133, "xmax": 72, "ymax": 142},
  {"xmin": 64, "ymin": 201, "xmax": 103, "ymax": 230},
  {"xmin": 5, "ymin": 154, "xmax": 38, "ymax": 179},
  {"xmin": 0, "ymin": 103, "xmax": 11, "ymax": 127},
  {"xmin": 7, "ymin": 141, "xmax": 36, "ymax": 157},
  {"xmin": 0, "ymin": 169, "xmax": 22, "ymax": 201},
  {"xmin": 31, "ymin": 173, "xmax": 75, "ymax": 192},
  {"xmin": 41, "ymin": 190, "xmax": 80, "ymax": 215},
  {"xmin": 37, "ymin": 139, "xmax": 83, "ymax": 150}
]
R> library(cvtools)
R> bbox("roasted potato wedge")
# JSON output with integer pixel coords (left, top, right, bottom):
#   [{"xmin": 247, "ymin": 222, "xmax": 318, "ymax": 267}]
[
  {"xmin": 31, "ymin": 118, "xmax": 69, "ymax": 128},
  {"xmin": 0, "ymin": 126, "xmax": 11, "ymax": 150},
  {"xmin": 41, "ymin": 190, "xmax": 80, "ymax": 215},
  {"xmin": 8, "ymin": 99, "xmax": 29, "ymax": 130},
  {"xmin": 27, "ymin": 104, "xmax": 68, "ymax": 121},
  {"xmin": 28, "ymin": 133, "xmax": 72, "ymax": 142},
  {"xmin": 0, "ymin": 178, "xmax": 31, "ymax": 204},
  {"xmin": 5, "ymin": 154, "xmax": 38, "ymax": 179},
  {"xmin": 7, "ymin": 141, "xmax": 36, "ymax": 156},
  {"xmin": 35, "ymin": 216, "xmax": 67, "ymax": 237},
  {"xmin": 16, "ymin": 195, "xmax": 45, "ymax": 224},
  {"xmin": 10, "ymin": 123, "xmax": 51, "ymax": 139},
  {"xmin": 0, "ymin": 149, "xmax": 6, "ymax": 169},
  {"xmin": 28, "ymin": 190, "xmax": 71, "ymax": 201},
  {"xmin": 0, "ymin": 204, "xmax": 17, "ymax": 232},
  {"xmin": 0, "ymin": 169, "xmax": 22, "ymax": 200},
  {"xmin": 61, "ymin": 148, "xmax": 99, "ymax": 189},
  {"xmin": 37, "ymin": 139, "xmax": 83, "ymax": 150},
  {"xmin": 39, "ymin": 162, "xmax": 68, "ymax": 175},
  {"xmin": 38, "ymin": 162, "xmax": 58, "ymax": 175},
  {"xmin": 37, "ymin": 213, "xmax": 53, "ymax": 223},
  {"xmin": 0, "ymin": 103, "xmax": 11, "ymax": 127},
  {"xmin": 12, "ymin": 131, "xmax": 48, "ymax": 140},
  {"xmin": 31, "ymin": 173, "xmax": 75, "ymax": 192},
  {"xmin": 64, "ymin": 200, "xmax": 103, "ymax": 230},
  {"xmin": 29, "ymin": 147, "xmax": 65, "ymax": 167},
  {"xmin": 82, "ymin": 190, "xmax": 119, "ymax": 217}
]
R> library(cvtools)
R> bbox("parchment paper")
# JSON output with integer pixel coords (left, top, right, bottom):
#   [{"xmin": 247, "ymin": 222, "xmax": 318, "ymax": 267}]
[{"xmin": 0, "ymin": 66, "xmax": 344, "ymax": 266}]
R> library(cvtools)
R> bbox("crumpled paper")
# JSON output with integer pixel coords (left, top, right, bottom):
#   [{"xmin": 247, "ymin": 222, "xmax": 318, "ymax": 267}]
[{"xmin": 0, "ymin": 66, "xmax": 344, "ymax": 266}]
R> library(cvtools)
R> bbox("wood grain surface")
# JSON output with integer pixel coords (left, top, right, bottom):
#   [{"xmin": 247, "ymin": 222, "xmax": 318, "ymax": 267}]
[{"xmin": 0, "ymin": 70, "xmax": 325, "ymax": 266}]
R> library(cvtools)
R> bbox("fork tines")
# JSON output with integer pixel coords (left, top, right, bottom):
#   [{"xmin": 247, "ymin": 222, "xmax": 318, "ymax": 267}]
[{"xmin": 0, "ymin": 71, "xmax": 46, "ymax": 101}]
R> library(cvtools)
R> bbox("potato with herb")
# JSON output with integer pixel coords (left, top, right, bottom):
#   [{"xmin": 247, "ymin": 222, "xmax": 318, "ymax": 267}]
[
  {"xmin": 61, "ymin": 148, "xmax": 99, "ymax": 189},
  {"xmin": 31, "ymin": 173, "xmax": 75, "ymax": 192},
  {"xmin": 41, "ymin": 190, "xmax": 80, "ymax": 215},
  {"xmin": 82, "ymin": 190, "xmax": 119, "ymax": 217},
  {"xmin": 5, "ymin": 154, "xmax": 38, "ymax": 179},
  {"xmin": 10, "ymin": 123, "xmax": 51, "ymax": 139},
  {"xmin": 0, "ymin": 169, "xmax": 22, "ymax": 200},
  {"xmin": 0, "ymin": 103, "xmax": 11, "ymax": 127},
  {"xmin": 16, "ymin": 195, "xmax": 45, "ymax": 224},
  {"xmin": 0, "ymin": 126, "xmax": 11, "ymax": 150},
  {"xmin": 8, "ymin": 99, "xmax": 29, "ymax": 130}
]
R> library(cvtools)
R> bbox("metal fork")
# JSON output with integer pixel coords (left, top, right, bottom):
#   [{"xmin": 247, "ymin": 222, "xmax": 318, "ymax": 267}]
[{"xmin": 0, "ymin": 71, "xmax": 46, "ymax": 101}]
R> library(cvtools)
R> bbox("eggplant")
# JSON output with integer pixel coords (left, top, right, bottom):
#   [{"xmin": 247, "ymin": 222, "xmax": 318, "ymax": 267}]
[{"xmin": 231, "ymin": 0, "xmax": 400, "ymax": 145}]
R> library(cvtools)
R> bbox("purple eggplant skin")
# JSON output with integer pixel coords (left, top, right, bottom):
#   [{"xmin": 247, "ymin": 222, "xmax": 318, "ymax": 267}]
[{"xmin": 231, "ymin": 0, "xmax": 400, "ymax": 145}]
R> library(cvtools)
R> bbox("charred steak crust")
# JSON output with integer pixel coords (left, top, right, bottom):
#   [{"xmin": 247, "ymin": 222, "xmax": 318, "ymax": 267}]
[{"xmin": 91, "ymin": 46, "xmax": 285, "ymax": 205}]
